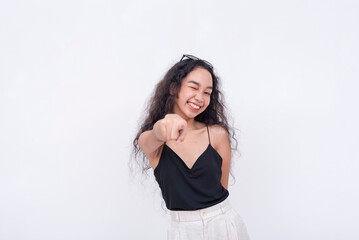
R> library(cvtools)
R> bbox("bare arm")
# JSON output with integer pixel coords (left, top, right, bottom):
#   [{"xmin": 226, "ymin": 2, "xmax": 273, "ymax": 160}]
[
  {"xmin": 213, "ymin": 125, "xmax": 231, "ymax": 190},
  {"xmin": 138, "ymin": 121, "xmax": 166, "ymax": 159}
]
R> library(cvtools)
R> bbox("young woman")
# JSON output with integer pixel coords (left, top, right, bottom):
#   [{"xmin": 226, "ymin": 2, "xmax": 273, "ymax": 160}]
[{"xmin": 132, "ymin": 54, "xmax": 250, "ymax": 240}]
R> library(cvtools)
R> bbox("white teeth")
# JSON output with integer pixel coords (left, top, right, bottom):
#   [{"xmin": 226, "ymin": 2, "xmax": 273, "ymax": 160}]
[{"xmin": 188, "ymin": 102, "xmax": 200, "ymax": 109}]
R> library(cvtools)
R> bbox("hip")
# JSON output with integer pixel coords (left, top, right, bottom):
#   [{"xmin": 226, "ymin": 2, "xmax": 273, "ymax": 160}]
[{"xmin": 167, "ymin": 198, "xmax": 250, "ymax": 240}]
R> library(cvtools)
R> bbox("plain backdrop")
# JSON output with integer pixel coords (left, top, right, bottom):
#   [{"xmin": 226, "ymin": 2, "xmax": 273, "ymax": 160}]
[{"xmin": 1, "ymin": 0, "xmax": 358, "ymax": 239}]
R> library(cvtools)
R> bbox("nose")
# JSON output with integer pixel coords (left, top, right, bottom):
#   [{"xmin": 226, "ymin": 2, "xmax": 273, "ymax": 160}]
[{"xmin": 194, "ymin": 92, "xmax": 204, "ymax": 103}]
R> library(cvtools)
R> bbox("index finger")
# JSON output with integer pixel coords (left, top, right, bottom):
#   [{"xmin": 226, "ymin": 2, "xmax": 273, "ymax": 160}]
[{"xmin": 176, "ymin": 123, "xmax": 187, "ymax": 143}]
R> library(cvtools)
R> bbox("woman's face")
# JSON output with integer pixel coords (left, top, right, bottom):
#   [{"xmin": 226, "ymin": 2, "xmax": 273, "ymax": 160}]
[{"xmin": 173, "ymin": 67, "xmax": 213, "ymax": 121}]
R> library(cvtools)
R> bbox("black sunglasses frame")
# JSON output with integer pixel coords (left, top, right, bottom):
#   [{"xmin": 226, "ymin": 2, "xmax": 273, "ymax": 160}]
[{"xmin": 180, "ymin": 54, "xmax": 213, "ymax": 69}]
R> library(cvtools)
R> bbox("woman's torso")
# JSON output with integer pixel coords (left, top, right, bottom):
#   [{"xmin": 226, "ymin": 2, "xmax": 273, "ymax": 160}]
[{"xmin": 152, "ymin": 122, "xmax": 229, "ymax": 210}]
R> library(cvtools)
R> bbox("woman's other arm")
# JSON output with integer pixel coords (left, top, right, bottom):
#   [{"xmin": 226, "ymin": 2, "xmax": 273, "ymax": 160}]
[{"xmin": 213, "ymin": 125, "xmax": 231, "ymax": 190}]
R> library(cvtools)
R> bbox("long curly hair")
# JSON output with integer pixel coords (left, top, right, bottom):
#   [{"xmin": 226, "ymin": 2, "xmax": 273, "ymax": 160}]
[{"xmin": 130, "ymin": 57, "xmax": 239, "ymax": 183}]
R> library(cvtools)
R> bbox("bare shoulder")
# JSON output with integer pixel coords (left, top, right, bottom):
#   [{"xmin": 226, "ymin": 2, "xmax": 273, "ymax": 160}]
[
  {"xmin": 208, "ymin": 124, "xmax": 229, "ymax": 138},
  {"xmin": 208, "ymin": 124, "xmax": 230, "ymax": 148}
]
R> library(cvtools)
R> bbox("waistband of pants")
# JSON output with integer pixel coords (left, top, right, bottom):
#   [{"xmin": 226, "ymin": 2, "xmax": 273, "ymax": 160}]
[{"xmin": 170, "ymin": 198, "xmax": 232, "ymax": 222}]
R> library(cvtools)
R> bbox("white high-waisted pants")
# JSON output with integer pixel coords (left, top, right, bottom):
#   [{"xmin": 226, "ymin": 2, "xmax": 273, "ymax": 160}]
[{"xmin": 167, "ymin": 198, "xmax": 250, "ymax": 240}]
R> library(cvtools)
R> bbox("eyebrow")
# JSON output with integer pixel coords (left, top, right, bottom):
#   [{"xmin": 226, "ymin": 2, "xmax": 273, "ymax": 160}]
[{"xmin": 187, "ymin": 80, "xmax": 213, "ymax": 90}]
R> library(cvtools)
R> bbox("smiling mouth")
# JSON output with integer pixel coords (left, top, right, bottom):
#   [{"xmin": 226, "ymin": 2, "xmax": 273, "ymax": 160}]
[{"xmin": 188, "ymin": 102, "xmax": 201, "ymax": 110}]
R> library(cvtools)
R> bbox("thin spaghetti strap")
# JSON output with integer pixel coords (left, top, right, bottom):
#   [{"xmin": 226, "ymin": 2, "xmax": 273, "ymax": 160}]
[{"xmin": 206, "ymin": 125, "xmax": 211, "ymax": 145}]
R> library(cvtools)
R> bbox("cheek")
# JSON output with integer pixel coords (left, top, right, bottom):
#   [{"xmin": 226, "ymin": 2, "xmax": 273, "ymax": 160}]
[
  {"xmin": 202, "ymin": 98, "xmax": 211, "ymax": 110},
  {"xmin": 183, "ymin": 93, "xmax": 194, "ymax": 102},
  {"xmin": 206, "ymin": 97, "xmax": 211, "ymax": 106}
]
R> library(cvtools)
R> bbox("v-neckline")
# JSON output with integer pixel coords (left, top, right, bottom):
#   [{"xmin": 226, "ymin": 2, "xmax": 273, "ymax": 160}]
[{"xmin": 164, "ymin": 143, "xmax": 211, "ymax": 170}]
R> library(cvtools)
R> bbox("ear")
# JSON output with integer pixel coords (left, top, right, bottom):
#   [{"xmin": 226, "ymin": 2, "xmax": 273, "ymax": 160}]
[{"xmin": 169, "ymin": 83, "xmax": 177, "ymax": 96}]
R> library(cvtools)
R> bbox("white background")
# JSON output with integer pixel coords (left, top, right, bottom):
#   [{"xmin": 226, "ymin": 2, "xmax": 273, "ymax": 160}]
[{"xmin": 1, "ymin": 0, "xmax": 358, "ymax": 239}]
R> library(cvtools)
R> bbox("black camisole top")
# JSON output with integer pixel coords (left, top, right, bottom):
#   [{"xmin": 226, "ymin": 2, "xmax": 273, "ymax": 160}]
[{"xmin": 153, "ymin": 125, "xmax": 229, "ymax": 211}]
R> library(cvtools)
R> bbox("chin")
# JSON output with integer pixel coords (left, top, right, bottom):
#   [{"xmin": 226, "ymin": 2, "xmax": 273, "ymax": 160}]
[{"xmin": 188, "ymin": 111, "xmax": 203, "ymax": 119}]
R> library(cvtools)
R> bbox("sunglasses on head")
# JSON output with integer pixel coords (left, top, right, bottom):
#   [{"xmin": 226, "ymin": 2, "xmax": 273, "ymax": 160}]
[{"xmin": 180, "ymin": 54, "xmax": 213, "ymax": 69}]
